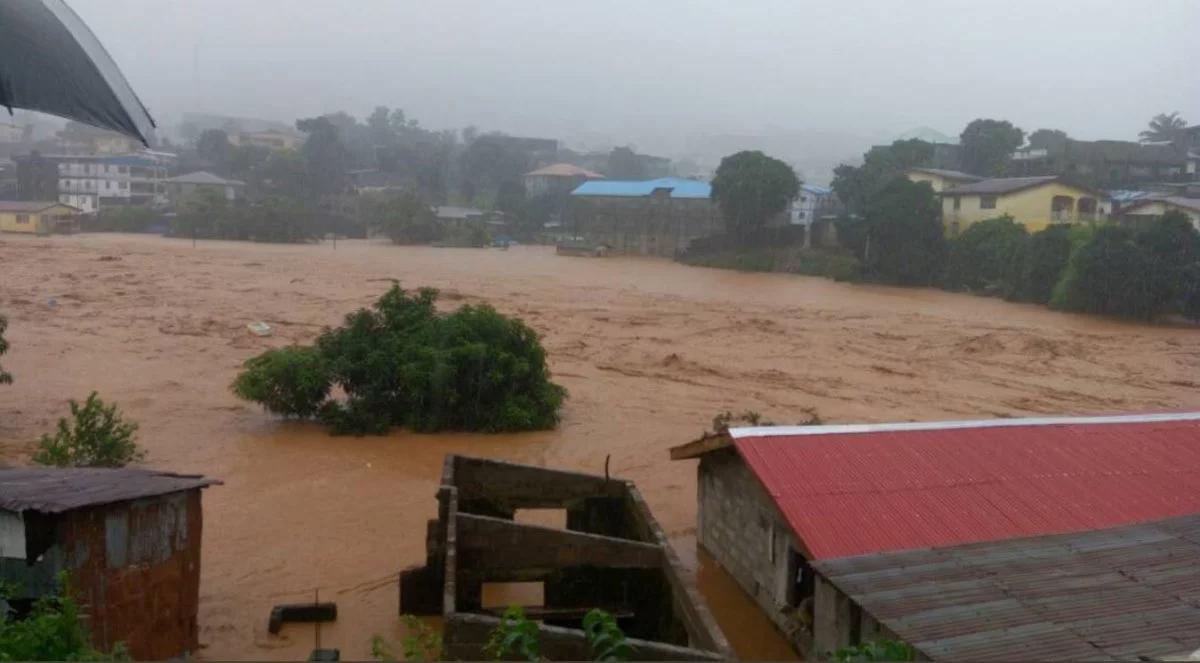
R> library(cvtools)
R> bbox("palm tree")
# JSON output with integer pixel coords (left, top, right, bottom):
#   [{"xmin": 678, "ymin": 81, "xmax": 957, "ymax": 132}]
[{"xmin": 1139, "ymin": 112, "xmax": 1188, "ymax": 143}]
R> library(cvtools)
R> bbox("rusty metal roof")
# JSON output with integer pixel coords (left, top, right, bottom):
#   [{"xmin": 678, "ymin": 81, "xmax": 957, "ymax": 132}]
[
  {"xmin": 0, "ymin": 468, "xmax": 219, "ymax": 514},
  {"xmin": 814, "ymin": 514, "xmax": 1200, "ymax": 661},
  {"xmin": 732, "ymin": 412, "xmax": 1200, "ymax": 560}
]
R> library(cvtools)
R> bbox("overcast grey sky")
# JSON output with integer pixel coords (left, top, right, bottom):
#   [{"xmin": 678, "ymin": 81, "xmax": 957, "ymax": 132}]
[{"xmin": 71, "ymin": 0, "xmax": 1199, "ymax": 152}]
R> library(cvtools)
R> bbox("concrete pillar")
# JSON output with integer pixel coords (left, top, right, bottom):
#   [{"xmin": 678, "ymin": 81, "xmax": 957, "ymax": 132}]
[{"xmin": 812, "ymin": 574, "xmax": 853, "ymax": 659}]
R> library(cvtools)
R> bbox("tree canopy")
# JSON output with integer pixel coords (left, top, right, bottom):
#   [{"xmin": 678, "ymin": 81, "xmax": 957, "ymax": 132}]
[
  {"xmin": 1139, "ymin": 112, "xmax": 1188, "ymax": 143},
  {"xmin": 830, "ymin": 139, "xmax": 933, "ymax": 214},
  {"xmin": 710, "ymin": 151, "xmax": 800, "ymax": 241},
  {"xmin": 1026, "ymin": 128, "xmax": 1069, "ymax": 151},
  {"xmin": 856, "ymin": 178, "xmax": 946, "ymax": 285},
  {"xmin": 959, "ymin": 119, "xmax": 1024, "ymax": 176}
]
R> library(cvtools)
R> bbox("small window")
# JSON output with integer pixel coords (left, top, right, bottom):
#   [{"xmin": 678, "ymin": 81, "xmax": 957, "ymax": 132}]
[
  {"xmin": 953, "ymin": 196, "xmax": 961, "ymax": 211},
  {"xmin": 15, "ymin": 214, "xmax": 29, "ymax": 224},
  {"xmin": 980, "ymin": 195, "xmax": 998, "ymax": 209}
]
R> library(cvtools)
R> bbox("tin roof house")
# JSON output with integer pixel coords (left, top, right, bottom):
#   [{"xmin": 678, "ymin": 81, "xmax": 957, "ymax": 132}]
[{"xmin": 671, "ymin": 412, "xmax": 1200, "ymax": 660}]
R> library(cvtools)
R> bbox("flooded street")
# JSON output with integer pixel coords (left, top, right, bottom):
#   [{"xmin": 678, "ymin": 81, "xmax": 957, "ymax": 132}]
[{"xmin": 2, "ymin": 233, "xmax": 1200, "ymax": 659}]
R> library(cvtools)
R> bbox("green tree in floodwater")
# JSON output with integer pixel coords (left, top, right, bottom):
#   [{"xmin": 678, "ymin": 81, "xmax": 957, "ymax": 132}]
[
  {"xmin": 33, "ymin": 393, "xmax": 144, "ymax": 468},
  {"xmin": 711, "ymin": 151, "xmax": 800, "ymax": 243}
]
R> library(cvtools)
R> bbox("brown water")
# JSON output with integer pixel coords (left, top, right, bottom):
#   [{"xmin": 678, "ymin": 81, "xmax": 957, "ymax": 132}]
[{"xmin": 2, "ymin": 234, "xmax": 1199, "ymax": 659}]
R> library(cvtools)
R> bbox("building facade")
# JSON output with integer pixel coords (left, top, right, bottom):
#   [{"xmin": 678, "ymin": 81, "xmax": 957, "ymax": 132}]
[
  {"xmin": 0, "ymin": 468, "xmax": 218, "ymax": 659},
  {"xmin": 940, "ymin": 176, "xmax": 1109, "ymax": 234},
  {"xmin": 567, "ymin": 178, "xmax": 721, "ymax": 257},
  {"xmin": 229, "ymin": 129, "xmax": 303, "ymax": 151},
  {"xmin": 524, "ymin": 163, "xmax": 604, "ymax": 198},
  {"xmin": 1009, "ymin": 139, "xmax": 1190, "ymax": 188},
  {"xmin": 16, "ymin": 153, "xmax": 171, "ymax": 213},
  {"xmin": 904, "ymin": 167, "xmax": 982, "ymax": 193},
  {"xmin": 1119, "ymin": 196, "xmax": 1200, "ymax": 230}
]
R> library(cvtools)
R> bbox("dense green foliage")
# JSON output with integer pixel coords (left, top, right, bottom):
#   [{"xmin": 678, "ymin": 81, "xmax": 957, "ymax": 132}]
[
  {"xmin": 1052, "ymin": 213, "xmax": 1200, "ymax": 320},
  {"xmin": 233, "ymin": 285, "xmax": 565, "ymax": 435},
  {"xmin": 832, "ymin": 640, "xmax": 916, "ymax": 662},
  {"xmin": 0, "ymin": 575, "xmax": 125, "ymax": 661},
  {"xmin": 92, "ymin": 206, "xmax": 159, "ymax": 233},
  {"xmin": 484, "ymin": 606, "xmax": 540, "ymax": 662},
  {"xmin": 831, "ymin": 139, "xmax": 934, "ymax": 214},
  {"xmin": 680, "ymin": 246, "xmax": 861, "ymax": 282},
  {"xmin": 32, "ymin": 393, "xmax": 144, "ymax": 468},
  {"xmin": 1010, "ymin": 224, "xmax": 1073, "ymax": 304},
  {"xmin": 361, "ymin": 191, "xmax": 443, "ymax": 244},
  {"xmin": 855, "ymin": 178, "xmax": 946, "ymax": 285},
  {"xmin": 0, "ymin": 315, "xmax": 11, "ymax": 385},
  {"xmin": 959, "ymin": 118, "xmax": 1024, "ymax": 176},
  {"xmin": 1026, "ymin": 128, "xmax": 1069, "ymax": 151},
  {"xmin": 711, "ymin": 151, "xmax": 800, "ymax": 241},
  {"xmin": 943, "ymin": 216, "xmax": 1027, "ymax": 294},
  {"xmin": 170, "ymin": 190, "xmax": 320, "ymax": 243},
  {"xmin": 231, "ymin": 347, "xmax": 331, "ymax": 418}
]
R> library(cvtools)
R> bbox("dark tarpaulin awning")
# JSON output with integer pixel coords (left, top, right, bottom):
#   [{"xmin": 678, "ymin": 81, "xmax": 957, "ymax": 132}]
[{"xmin": 0, "ymin": 0, "xmax": 155, "ymax": 145}]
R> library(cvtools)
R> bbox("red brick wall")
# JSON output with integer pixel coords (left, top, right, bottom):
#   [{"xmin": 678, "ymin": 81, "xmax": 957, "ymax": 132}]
[{"xmin": 57, "ymin": 490, "xmax": 203, "ymax": 659}]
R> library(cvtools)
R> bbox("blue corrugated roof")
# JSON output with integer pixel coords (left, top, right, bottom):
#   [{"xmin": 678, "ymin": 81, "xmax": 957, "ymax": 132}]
[
  {"xmin": 571, "ymin": 177, "xmax": 711, "ymax": 199},
  {"xmin": 801, "ymin": 184, "xmax": 831, "ymax": 195}
]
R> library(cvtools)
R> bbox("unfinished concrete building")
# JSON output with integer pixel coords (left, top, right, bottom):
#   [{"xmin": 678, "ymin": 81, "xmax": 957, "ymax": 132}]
[{"xmin": 400, "ymin": 455, "xmax": 733, "ymax": 660}]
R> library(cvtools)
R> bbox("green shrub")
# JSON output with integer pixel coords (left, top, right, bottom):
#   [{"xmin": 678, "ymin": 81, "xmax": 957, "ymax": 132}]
[
  {"xmin": 232, "ymin": 347, "xmax": 331, "ymax": 418},
  {"xmin": 94, "ymin": 206, "xmax": 158, "ymax": 233},
  {"xmin": 1011, "ymin": 224, "xmax": 1073, "ymax": 304},
  {"xmin": 370, "ymin": 615, "xmax": 445, "ymax": 662},
  {"xmin": 0, "ymin": 314, "xmax": 11, "ymax": 385},
  {"xmin": 679, "ymin": 246, "xmax": 862, "ymax": 282},
  {"xmin": 1052, "ymin": 214, "xmax": 1200, "ymax": 320},
  {"xmin": 943, "ymin": 216, "xmax": 1027, "ymax": 294},
  {"xmin": 860, "ymin": 178, "xmax": 946, "ymax": 286},
  {"xmin": 483, "ymin": 606, "xmax": 540, "ymax": 662},
  {"xmin": 582, "ymin": 609, "xmax": 632, "ymax": 662},
  {"xmin": 832, "ymin": 640, "xmax": 916, "ymax": 662},
  {"xmin": 233, "ymin": 285, "xmax": 565, "ymax": 435},
  {"xmin": 32, "ymin": 393, "xmax": 144, "ymax": 468},
  {"xmin": 0, "ymin": 573, "xmax": 127, "ymax": 661}
]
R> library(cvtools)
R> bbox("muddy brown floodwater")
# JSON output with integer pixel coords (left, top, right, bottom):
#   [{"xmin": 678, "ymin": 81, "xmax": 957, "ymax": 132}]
[{"xmin": 2, "ymin": 234, "xmax": 1199, "ymax": 659}]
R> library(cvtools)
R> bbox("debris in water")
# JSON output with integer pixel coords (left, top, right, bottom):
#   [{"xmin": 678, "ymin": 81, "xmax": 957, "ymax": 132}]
[{"xmin": 247, "ymin": 322, "xmax": 273, "ymax": 337}]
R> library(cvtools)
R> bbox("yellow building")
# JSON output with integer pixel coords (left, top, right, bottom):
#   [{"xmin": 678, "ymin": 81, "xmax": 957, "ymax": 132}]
[
  {"xmin": 0, "ymin": 201, "xmax": 81, "ymax": 235},
  {"xmin": 1119, "ymin": 197, "xmax": 1200, "ymax": 231},
  {"xmin": 905, "ymin": 167, "xmax": 982, "ymax": 192},
  {"xmin": 940, "ymin": 176, "xmax": 1109, "ymax": 234}
]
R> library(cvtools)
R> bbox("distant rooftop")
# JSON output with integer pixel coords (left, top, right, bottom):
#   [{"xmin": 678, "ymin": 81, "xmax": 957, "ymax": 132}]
[
  {"xmin": 0, "ymin": 200, "xmax": 77, "ymax": 213},
  {"xmin": 165, "ymin": 170, "xmax": 245, "ymax": 186},
  {"xmin": 0, "ymin": 468, "xmax": 220, "ymax": 514},
  {"xmin": 526, "ymin": 163, "xmax": 604, "ymax": 179},
  {"xmin": 908, "ymin": 167, "xmax": 983, "ymax": 182},
  {"xmin": 941, "ymin": 175, "xmax": 1062, "ymax": 196},
  {"xmin": 571, "ymin": 177, "xmax": 711, "ymax": 199}
]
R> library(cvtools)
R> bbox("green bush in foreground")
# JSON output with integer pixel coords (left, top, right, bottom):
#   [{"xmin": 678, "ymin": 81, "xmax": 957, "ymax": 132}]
[
  {"xmin": 234, "ymin": 285, "xmax": 565, "ymax": 435},
  {"xmin": 32, "ymin": 393, "xmax": 144, "ymax": 468},
  {"xmin": 0, "ymin": 573, "xmax": 128, "ymax": 661},
  {"xmin": 1010, "ymin": 224, "xmax": 1073, "ymax": 304},
  {"xmin": 943, "ymin": 216, "xmax": 1027, "ymax": 294}
]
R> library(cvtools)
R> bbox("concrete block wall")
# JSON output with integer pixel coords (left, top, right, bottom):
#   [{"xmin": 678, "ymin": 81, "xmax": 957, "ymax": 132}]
[{"xmin": 697, "ymin": 450, "xmax": 799, "ymax": 642}]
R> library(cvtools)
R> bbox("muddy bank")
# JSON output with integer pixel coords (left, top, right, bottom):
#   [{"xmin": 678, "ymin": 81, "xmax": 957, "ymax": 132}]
[{"xmin": 1, "ymin": 234, "xmax": 1198, "ymax": 659}]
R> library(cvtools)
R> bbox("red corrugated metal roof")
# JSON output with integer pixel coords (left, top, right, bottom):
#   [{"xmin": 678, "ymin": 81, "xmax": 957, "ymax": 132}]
[{"xmin": 733, "ymin": 415, "xmax": 1200, "ymax": 560}]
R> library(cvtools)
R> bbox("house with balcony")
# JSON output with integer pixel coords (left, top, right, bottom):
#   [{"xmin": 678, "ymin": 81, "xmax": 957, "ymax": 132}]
[
  {"xmin": 15, "ymin": 153, "xmax": 171, "ymax": 213},
  {"xmin": 939, "ymin": 176, "xmax": 1109, "ymax": 235}
]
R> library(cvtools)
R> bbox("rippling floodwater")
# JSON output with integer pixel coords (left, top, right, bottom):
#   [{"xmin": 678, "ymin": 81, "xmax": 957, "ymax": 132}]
[{"xmin": 2, "ymin": 234, "xmax": 1197, "ymax": 659}]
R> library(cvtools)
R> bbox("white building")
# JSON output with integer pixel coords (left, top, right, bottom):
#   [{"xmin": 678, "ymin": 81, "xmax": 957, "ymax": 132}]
[{"xmin": 54, "ymin": 154, "xmax": 173, "ymax": 213}]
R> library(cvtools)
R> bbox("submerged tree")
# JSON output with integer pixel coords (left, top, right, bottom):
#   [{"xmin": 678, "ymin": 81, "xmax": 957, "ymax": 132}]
[
  {"xmin": 710, "ymin": 151, "xmax": 800, "ymax": 242},
  {"xmin": 233, "ymin": 285, "xmax": 566, "ymax": 435},
  {"xmin": 33, "ymin": 393, "xmax": 145, "ymax": 468},
  {"xmin": 857, "ymin": 178, "xmax": 946, "ymax": 285}
]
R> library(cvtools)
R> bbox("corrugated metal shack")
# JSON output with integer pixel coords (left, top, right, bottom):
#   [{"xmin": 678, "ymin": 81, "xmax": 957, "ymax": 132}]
[
  {"xmin": 0, "ymin": 468, "xmax": 219, "ymax": 659},
  {"xmin": 400, "ymin": 455, "xmax": 733, "ymax": 660},
  {"xmin": 670, "ymin": 412, "xmax": 1200, "ymax": 659}
]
